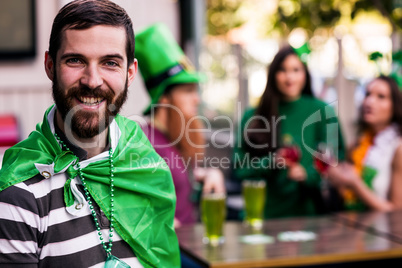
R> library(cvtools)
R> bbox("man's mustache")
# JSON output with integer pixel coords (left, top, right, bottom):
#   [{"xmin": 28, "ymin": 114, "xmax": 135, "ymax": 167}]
[{"xmin": 66, "ymin": 86, "xmax": 115, "ymax": 101}]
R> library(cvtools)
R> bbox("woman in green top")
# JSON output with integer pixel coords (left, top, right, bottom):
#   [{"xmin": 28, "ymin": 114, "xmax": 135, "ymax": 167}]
[{"xmin": 234, "ymin": 45, "xmax": 346, "ymax": 218}]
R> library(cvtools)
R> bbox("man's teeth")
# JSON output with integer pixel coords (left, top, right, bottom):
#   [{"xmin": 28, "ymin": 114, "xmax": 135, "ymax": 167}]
[{"xmin": 79, "ymin": 97, "xmax": 103, "ymax": 105}]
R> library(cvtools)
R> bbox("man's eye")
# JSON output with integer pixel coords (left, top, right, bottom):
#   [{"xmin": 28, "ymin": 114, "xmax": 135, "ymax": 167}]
[
  {"xmin": 66, "ymin": 58, "xmax": 82, "ymax": 64},
  {"xmin": 105, "ymin": 61, "xmax": 118, "ymax": 67}
]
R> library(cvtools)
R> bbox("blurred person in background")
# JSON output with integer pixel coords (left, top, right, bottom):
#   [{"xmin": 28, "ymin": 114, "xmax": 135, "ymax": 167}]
[
  {"xmin": 135, "ymin": 23, "xmax": 225, "ymax": 229},
  {"xmin": 233, "ymin": 45, "xmax": 346, "ymax": 219},
  {"xmin": 0, "ymin": 1, "xmax": 180, "ymax": 267},
  {"xmin": 327, "ymin": 75, "xmax": 402, "ymax": 211}
]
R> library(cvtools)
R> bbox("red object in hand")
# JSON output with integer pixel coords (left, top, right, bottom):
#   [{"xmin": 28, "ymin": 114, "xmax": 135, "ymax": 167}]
[
  {"xmin": 282, "ymin": 145, "xmax": 301, "ymax": 163},
  {"xmin": 314, "ymin": 157, "xmax": 329, "ymax": 174}
]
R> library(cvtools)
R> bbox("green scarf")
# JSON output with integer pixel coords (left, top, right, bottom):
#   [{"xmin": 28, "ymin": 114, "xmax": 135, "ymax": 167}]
[{"xmin": 0, "ymin": 105, "xmax": 180, "ymax": 268}]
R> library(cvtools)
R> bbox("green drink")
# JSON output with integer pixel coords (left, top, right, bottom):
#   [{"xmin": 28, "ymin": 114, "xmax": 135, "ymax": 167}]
[
  {"xmin": 201, "ymin": 193, "xmax": 226, "ymax": 246},
  {"xmin": 242, "ymin": 180, "xmax": 266, "ymax": 229}
]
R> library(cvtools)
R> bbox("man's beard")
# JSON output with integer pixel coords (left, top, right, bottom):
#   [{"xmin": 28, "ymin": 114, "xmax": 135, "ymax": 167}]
[
  {"xmin": 166, "ymin": 101, "xmax": 205, "ymax": 165},
  {"xmin": 52, "ymin": 71, "xmax": 128, "ymax": 139}
]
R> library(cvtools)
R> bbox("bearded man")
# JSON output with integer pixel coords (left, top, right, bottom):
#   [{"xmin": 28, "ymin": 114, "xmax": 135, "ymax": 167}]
[
  {"xmin": 0, "ymin": 1, "xmax": 179, "ymax": 267},
  {"xmin": 135, "ymin": 24, "xmax": 226, "ymax": 228}
]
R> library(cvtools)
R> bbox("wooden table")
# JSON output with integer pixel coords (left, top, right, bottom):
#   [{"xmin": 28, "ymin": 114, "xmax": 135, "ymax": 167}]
[
  {"xmin": 176, "ymin": 216, "xmax": 402, "ymax": 267},
  {"xmin": 335, "ymin": 209, "xmax": 402, "ymax": 244}
]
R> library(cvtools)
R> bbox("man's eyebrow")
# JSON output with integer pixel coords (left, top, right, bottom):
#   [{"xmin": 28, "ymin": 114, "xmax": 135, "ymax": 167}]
[
  {"xmin": 60, "ymin": 53, "xmax": 83, "ymax": 60},
  {"xmin": 102, "ymin": 54, "xmax": 125, "ymax": 61},
  {"xmin": 59, "ymin": 53, "xmax": 125, "ymax": 61}
]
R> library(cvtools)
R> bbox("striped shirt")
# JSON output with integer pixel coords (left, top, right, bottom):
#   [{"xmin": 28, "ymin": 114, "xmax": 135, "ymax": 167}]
[
  {"xmin": 0, "ymin": 125, "xmax": 143, "ymax": 267},
  {"xmin": 0, "ymin": 172, "xmax": 143, "ymax": 267}
]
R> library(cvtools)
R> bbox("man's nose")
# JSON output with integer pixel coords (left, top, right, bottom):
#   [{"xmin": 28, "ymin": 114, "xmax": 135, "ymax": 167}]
[{"xmin": 80, "ymin": 64, "xmax": 103, "ymax": 89}]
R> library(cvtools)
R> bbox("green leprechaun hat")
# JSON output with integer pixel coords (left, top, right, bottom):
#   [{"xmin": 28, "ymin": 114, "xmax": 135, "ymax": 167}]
[{"xmin": 135, "ymin": 23, "xmax": 205, "ymax": 115}]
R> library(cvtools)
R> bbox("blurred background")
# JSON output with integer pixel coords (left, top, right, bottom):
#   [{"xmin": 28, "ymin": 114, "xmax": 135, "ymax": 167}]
[{"xmin": 0, "ymin": 0, "xmax": 401, "ymax": 152}]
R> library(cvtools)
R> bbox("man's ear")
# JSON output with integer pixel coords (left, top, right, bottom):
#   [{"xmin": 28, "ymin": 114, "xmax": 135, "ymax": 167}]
[
  {"xmin": 127, "ymin": 58, "xmax": 138, "ymax": 88},
  {"xmin": 44, "ymin": 51, "xmax": 54, "ymax": 81}
]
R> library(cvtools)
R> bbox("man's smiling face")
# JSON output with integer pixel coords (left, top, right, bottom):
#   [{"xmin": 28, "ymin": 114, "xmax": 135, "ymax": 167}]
[{"xmin": 45, "ymin": 25, "xmax": 137, "ymax": 139}]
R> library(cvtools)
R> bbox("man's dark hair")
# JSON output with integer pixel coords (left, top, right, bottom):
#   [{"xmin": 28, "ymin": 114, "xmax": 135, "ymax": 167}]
[{"xmin": 48, "ymin": 0, "xmax": 135, "ymax": 65}]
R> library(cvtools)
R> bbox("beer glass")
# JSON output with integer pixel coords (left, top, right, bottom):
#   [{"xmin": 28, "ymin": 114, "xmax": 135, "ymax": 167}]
[
  {"xmin": 242, "ymin": 180, "xmax": 266, "ymax": 229},
  {"xmin": 200, "ymin": 192, "xmax": 226, "ymax": 246}
]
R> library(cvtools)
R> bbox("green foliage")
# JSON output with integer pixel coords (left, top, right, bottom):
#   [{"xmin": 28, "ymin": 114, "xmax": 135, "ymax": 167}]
[
  {"xmin": 206, "ymin": 0, "xmax": 246, "ymax": 36},
  {"xmin": 205, "ymin": 0, "xmax": 401, "ymax": 38},
  {"xmin": 351, "ymin": 0, "xmax": 402, "ymax": 30},
  {"xmin": 274, "ymin": 0, "xmax": 342, "ymax": 35}
]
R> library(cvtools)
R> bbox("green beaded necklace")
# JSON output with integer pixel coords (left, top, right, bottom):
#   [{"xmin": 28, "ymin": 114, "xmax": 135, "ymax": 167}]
[
  {"xmin": 54, "ymin": 133, "xmax": 115, "ymax": 255},
  {"xmin": 55, "ymin": 133, "xmax": 131, "ymax": 267}
]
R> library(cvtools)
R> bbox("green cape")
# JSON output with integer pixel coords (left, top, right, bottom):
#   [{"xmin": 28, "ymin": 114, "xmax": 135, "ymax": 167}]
[{"xmin": 0, "ymin": 105, "xmax": 180, "ymax": 268}]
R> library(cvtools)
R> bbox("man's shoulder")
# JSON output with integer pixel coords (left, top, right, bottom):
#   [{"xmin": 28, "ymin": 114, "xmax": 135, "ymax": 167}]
[
  {"xmin": 0, "ymin": 171, "xmax": 70, "ymax": 220},
  {"xmin": 1, "ymin": 173, "xmax": 44, "ymax": 194},
  {"xmin": 1, "ymin": 171, "xmax": 65, "ymax": 196},
  {"xmin": 0, "ymin": 173, "xmax": 42, "ymax": 209},
  {"xmin": 115, "ymin": 114, "xmax": 140, "ymax": 130}
]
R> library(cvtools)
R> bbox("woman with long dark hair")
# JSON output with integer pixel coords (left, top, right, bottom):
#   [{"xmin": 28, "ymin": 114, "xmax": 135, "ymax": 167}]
[
  {"xmin": 233, "ymin": 45, "xmax": 346, "ymax": 218},
  {"xmin": 327, "ymin": 75, "xmax": 402, "ymax": 211}
]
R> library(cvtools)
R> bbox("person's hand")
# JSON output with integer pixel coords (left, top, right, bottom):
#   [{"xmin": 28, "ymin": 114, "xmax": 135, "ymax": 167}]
[
  {"xmin": 327, "ymin": 162, "xmax": 359, "ymax": 188},
  {"xmin": 194, "ymin": 167, "xmax": 226, "ymax": 194},
  {"xmin": 276, "ymin": 148, "xmax": 299, "ymax": 168},
  {"xmin": 287, "ymin": 163, "xmax": 307, "ymax": 182}
]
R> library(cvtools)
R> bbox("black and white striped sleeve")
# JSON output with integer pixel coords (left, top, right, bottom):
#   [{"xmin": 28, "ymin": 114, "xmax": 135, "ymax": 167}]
[{"xmin": 0, "ymin": 180, "xmax": 40, "ymax": 267}]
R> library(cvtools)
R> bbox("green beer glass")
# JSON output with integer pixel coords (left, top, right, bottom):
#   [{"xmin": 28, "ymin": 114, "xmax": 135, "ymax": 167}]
[
  {"xmin": 200, "ymin": 192, "xmax": 226, "ymax": 246},
  {"xmin": 242, "ymin": 180, "xmax": 266, "ymax": 229}
]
